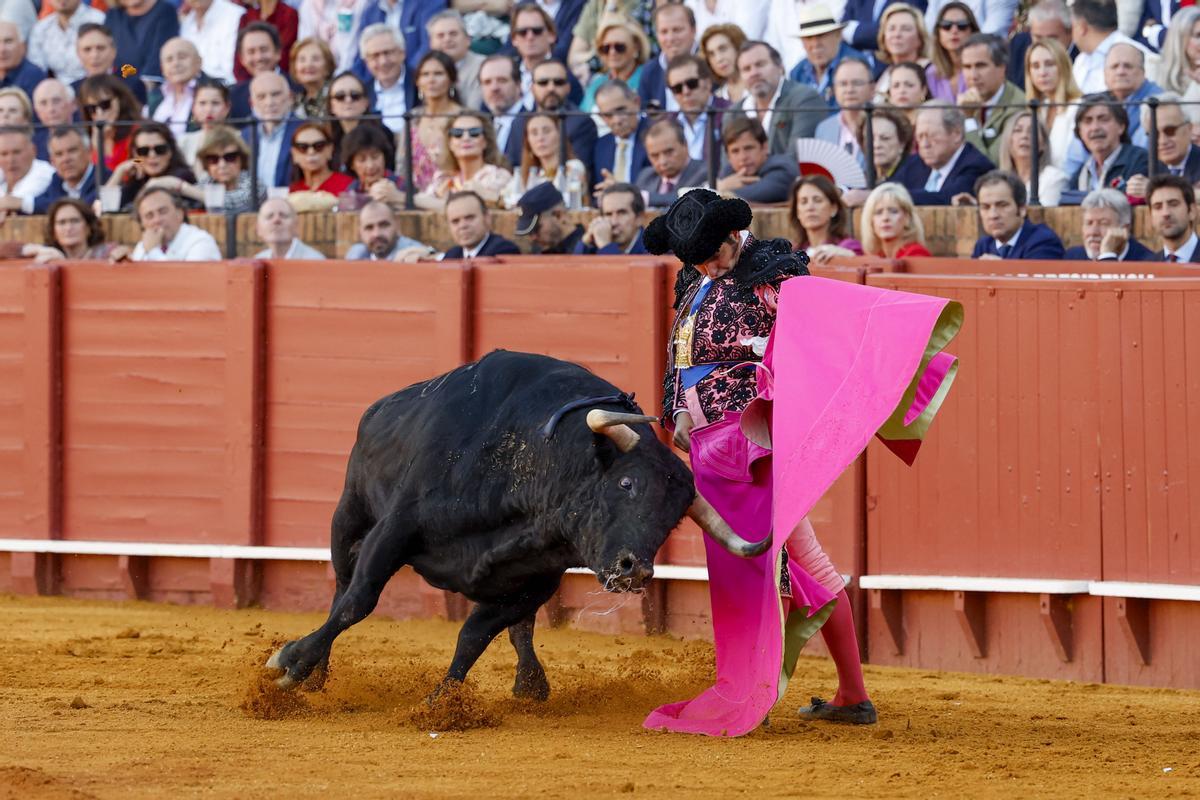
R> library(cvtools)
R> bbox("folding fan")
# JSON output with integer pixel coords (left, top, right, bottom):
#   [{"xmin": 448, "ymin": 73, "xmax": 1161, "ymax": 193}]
[{"xmin": 794, "ymin": 138, "xmax": 867, "ymax": 188}]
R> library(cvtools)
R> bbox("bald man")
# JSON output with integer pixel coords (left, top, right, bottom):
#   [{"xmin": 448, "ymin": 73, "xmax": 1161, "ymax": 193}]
[
  {"xmin": 153, "ymin": 37, "xmax": 204, "ymax": 137},
  {"xmin": 246, "ymin": 71, "xmax": 302, "ymax": 188},
  {"xmin": 254, "ymin": 197, "xmax": 326, "ymax": 260},
  {"xmin": 0, "ymin": 22, "xmax": 48, "ymax": 99},
  {"xmin": 32, "ymin": 78, "xmax": 77, "ymax": 160}
]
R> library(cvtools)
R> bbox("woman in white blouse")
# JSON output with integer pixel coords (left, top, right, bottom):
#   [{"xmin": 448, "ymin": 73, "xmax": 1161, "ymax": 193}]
[
  {"xmin": 997, "ymin": 111, "xmax": 1066, "ymax": 207},
  {"xmin": 1023, "ymin": 37, "xmax": 1080, "ymax": 167}
]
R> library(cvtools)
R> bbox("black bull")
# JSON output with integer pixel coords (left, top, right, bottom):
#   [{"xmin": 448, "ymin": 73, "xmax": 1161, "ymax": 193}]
[{"xmin": 267, "ymin": 350, "xmax": 766, "ymax": 699}]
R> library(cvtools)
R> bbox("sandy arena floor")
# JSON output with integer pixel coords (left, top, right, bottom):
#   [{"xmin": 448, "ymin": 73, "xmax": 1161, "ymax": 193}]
[{"xmin": 1, "ymin": 594, "xmax": 1198, "ymax": 800}]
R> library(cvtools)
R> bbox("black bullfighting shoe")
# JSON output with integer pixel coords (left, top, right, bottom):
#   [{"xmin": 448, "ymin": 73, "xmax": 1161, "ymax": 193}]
[{"xmin": 797, "ymin": 696, "xmax": 878, "ymax": 725}]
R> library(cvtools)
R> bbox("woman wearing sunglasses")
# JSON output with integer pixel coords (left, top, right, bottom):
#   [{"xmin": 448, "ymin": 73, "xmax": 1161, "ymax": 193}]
[
  {"xmin": 872, "ymin": 3, "xmax": 930, "ymax": 103},
  {"xmin": 178, "ymin": 80, "xmax": 233, "ymax": 170},
  {"xmin": 506, "ymin": 111, "xmax": 588, "ymax": 206},
  {"xmin": 78, "ymin": 74, "xmax": 143, "ymax": 172},
  {"xmin": 927, "ymin": 1, "xmax": 979, "ymax": 102},
  {"xmin": 289, "ymin": 122, "xmax": 354, "ymax": 195},
  {"xmin": 407, "ymin": 51, "xmax": 464, "ymax": 193},
  {"xmin": 131, "ymin": 126, "xmax": 261, "ymax": 214},
  {"xmin": 103, "ymin": 121, "xmax": 198, "ymax": 211},
  {"xmin": 326, "ymin": 71, "xmax": 390, "ymax": 171},
  {"xmin": 416, "ymin": 111, "xmax": 512, "ymax": 210},
  {"xmin": 580, "ymin": 19, "xmax": 650, "ymax": 112}
]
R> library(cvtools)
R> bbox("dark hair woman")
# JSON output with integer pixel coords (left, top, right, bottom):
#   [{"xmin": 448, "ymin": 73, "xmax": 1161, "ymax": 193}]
[
  {"xmin": 407, "ymin": 50, "xmax": 464, "ymax": 192},
  {"xmin": 789, "ymin": 175, "xmax": 863, "ymax": 264},
  {"xmin": 78, "ymin": 74, "xmax": 143, "ymax": 172},
  {"xmin": 341, "ymin": 122, "xmax": 403, "ymax": 209},
  {"xmin": 289, "ymin": 121, "xmax": 354, "ymax": 194},
  {"xmin": 27, "ymin": 198, "xmax": 115, "ymax": 262},
  {"xmin": 326, "ymin": 71, "xmax": 391, "ymax": 172},
  {"xmin": 103, "ymin": 121, "xmax": 197, "ymax": 210},
  {"xmin": 928, "ymin": 1, "xmax": 980, "ymax": 102}
]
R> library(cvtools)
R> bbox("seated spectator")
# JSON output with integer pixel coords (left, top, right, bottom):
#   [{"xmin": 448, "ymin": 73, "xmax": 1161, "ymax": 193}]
[
  {"xmin": 180, "ymin": 0, "xmax": 246, "ymax": 84},
  {"xmin": 789, "ymin": 174, "xmax": 863, "ymax": 264},
  {"xmin": 864, "ymin": 106, "xmax": 914, "ymax": 184},
  {"xmin": 1156, "ymin": 8, "xmax": 1200, "ymax": 98},
  {"xmin": 505, "ymin": 59, "xmax": 598, "ymax": 170},
  {"xmin": 843, "ymin": 0, "xmax": 918, "ymax": 56},
  {"xmin": 509, "ymin": 3, "xmax": 584, "ymax": 109},
  {"xmin": 254, "ymin": 196, "xmax": 325, "ymax": 260},
  {"xmin": 408, "ymin": 51, "xmax": 465, "ymax": 193},
  {"xmin": 716, "ymin": 117, "xmax": 798, "ymax": 204},
  {"xmin": 347, "ymin": 0, "xmax": 445, "ymax": 79},
  {"xmin": 0, "ymin": 88, "xmax": 36, "ymax": 154},
  {"xmin": 873, "ymin": 4, "xmax": 929, "ymax": 102},
  {"xmin": 567, "ymin": 0, "xmax": 647, "ymax": 86},
  {"xmin": 732, "ymin": 41, "xmax": 825, "ymax": 154},
  {"xmin": 0, "ymin": 22, "xmax": 48, "ymax": 99},
  {"xmin": 592, "ymin": 80, "xmax": 647, "ymax": 193},
  {"xmin": 29, "ymin": 0, "xmax": 106, "ymax": 86},
  {"xmin": 1070, "ymin": 0, "xmax": 1137, "ymax": 96},
  {"xmin": 417, "ymin": 111, "xmax": 513, "ymax": 210},
  {"xmin": 1142, "ymin": 1, "xmax": 1198, "ymax": 55},
  {"xmin": 1065, "ymin": 188, "xmax": 1156, "ymax": 262},
  {"xmin": 326, "ymin": 71, "xmax": 389, "ymax": 172},
  {"xmin": 34, "ymin": 126, "xmax": 97, "ymax": 214},
  {"xmin": 151, "ymin": 38, "xmax": 205, "ymax": 139},
  {"xmin": 789, "ymin": 4, "xmax": 869, "ymax": 107},
  {"xmin": 1132, "ymin": 94, "xmax": 1200, "ymax": 193},
  {"xmin": 234, "ymin": 0, "xmax": 298, "ymax": 83},
  {"xmin": 885, "ymin": 61, "xmax": 930, "ymax": 125},
  {"xmin": 581, "ymin": 18, "xmax": 649, "ymax": 112},
  {"xmin": 128, "ymin": 186, "xmax": 222, "ymax": 261},
  {"xmin": 959, "ymin": 33, "xmax": 1024, "ymax": 164},
  {"xmin": 427, "ymin": 10, "xmax": 484, "ymax": 111},
  {"xmin": 860, "ymin": 182, "xmax": 931, "ymax": 257},
  {"xmin": 0, "ymin": 126, "xmax": 55, "ymax": 215},
  {"xmin": 635, "ymin": 117, "xmax": 707, "ymax": 209},
  {"xmin": 514, "ymin": 181, "xmax": 585, "ymax": 254},
  {"xmin": 341, "ymin": 123, "xmax": 402, "ymax": 209},
  {"xmin": 105, "ymin": 122, "xmax": 197, "ymax": 211},
  {"xmin": 27, "ymin": 197, "xmax": 116, "ymax": 262},
  {"xmin": 507, "ymin": 111, "xmax": 588, "ymax": 207},
  {"xmin": 927, "ymin": 2, "xmax": 978, "ymax": 103},
  {"xmin": 1146, "ymin": 174, "xmax": 1200, "ymax": 263},
  {"xmin": 442, "ymin": 190, "xmax": 521, "ymax": 259},
  {"xmin": 926, "ymin": 0, "xmax": 1014, "ymax": 39},
  {"xmin": 891, "ymin": 102, "xmax": 994, "ymax": 205},
  {"xmin": 105, "ymin": 0, "xmax": 180, "ymax": 80},
  {"xmin": 1063, "ymin": 94, "xmax": 1149, "ymax": 205},
  {"xmin": 1013, "ymin": 0, "xmax": 1074, "ymax": 83},
  {"xmin": 78, "ymin": 74, "xmax": 142, "ymax": 171},
  {"xmin": 970, "ymin": 170, "xmax": 1065, "ymax": 259},
  {"xmin": 996, "ymin": 111, "xmax": 1067, "ymax": 207},
  {"xmin": 575, "ymin": 182, "xmax": 647, "ymax": 255},
  {"xmin": 360, "ymin": 23, "xmax": 416, "ymax": 136},
  {"xmin": 74, "ymin": 23, "xmax": 148, "ymax": 105},
  {"xmin": 637, "ymin": 2, "xmax": 695, "ymax": 113},
  {"xmin": 230, "ymin": 22, "xmax": 297, "ymax": 121},
  {"xmin": 179, "ymin": 80, "xmax": 233, "ymax": 168},
  {"xmin": 815, "ymin": 57, "xmax": 875, "ymax": 167},
  {"xmin": 184, "ymin": 125, "xmax": 262, "ymax": 213},
  {"xmin": 1024, "ymin": 37, "xmax": 1081, "ymax": 166},
  {"xmin": 32, "ymin": 79, "xmax": 77, "ymax": 160},
  {"xmin": 289, "ymin": 37, "xmax": 336, "ymax": 119},
  {"xmin": 289, "ymin": 122, "xmax": 354, "ymax": 197},
  {"xmin": 701, "ymin": 23, "xmax": 747, "ymax": 105},
  {"xmin": 345, "ymin": 199, "xmax": 433, "ymax": 261},
  {"xmin": 247, "ymin": 71, "xmax": 303, "ymax": 189},
  {"xmin": 667, "ymin": 54, "xmax": 729, "ymax": 164}
]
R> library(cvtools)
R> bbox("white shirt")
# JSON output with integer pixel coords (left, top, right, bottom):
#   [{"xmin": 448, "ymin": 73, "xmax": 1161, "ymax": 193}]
[
  {"xmin": 461, "ymin": 233, "xmax": 491, "ymax": 259},
  {"xmin": 678, "ymin": 111, "xmax": 710, "ymax": 161},
  {"xmin": 741, "ymin": 79, "xmax": 784, "ymax": 137},
  {"xmin": 925, "ymin": 144, "xmax": 965, "ymax": 191},
  {"xmin": 255, "ymin": 238, "xmax": 327, "ymax": 259},
  {"xmin": 132, "ymin": 223, "xmax": 223, "ymax": 261},
  {"xmin": 28, "ymin": 4, "xmax": 105, "ymax": 85},
  {"xmin": 180, "ymin": 0, "xmax": 246, "ymax": 84},
  {"xmin": 375, "ymin": 76, "xmax": 408, "ymax": 134},
  {"xmin": 491, "ymin": 100, "xmax": 520, "ymax": 152},
  {"xmin": 0, "ymin": 160, "xmax": 55, "ymax": 215},
  {"xmin": 1073, "ymin": 31, "xmax": 1142, "ymax": 95},
  {"xmin": 1164, "ymin": 231, "xmax": 1199, "ymax": 262},
  {"xmin": 689, "ymin": 0, "xmax": 769, "ymax": 48},
  {"xmin": 1030, "ymin": 164, "xmax": 1066, "ymax": 207},
  {"xmin": 153, "ymin": 80, "xmax": 198, "ymax": 139}
]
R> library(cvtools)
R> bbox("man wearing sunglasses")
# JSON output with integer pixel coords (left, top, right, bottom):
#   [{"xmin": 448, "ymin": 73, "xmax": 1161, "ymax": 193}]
[
  {"xmin": 666, "ymin": 54, "xmax": 729, "ymax": 166},
  {"xmin": 503, "ymin": 59, "xmax": 596, "ymax": 170},
  {"xmin": 1126, "ymin": 94, "xmax": 1200, "ymax": 199},
  {"xmin": 508, "ymin": 3, "xmax": 583, "ymax": 109},
  {"xmin": 591, "ymin": 80, "xmax": 648, "ymax": 195}
]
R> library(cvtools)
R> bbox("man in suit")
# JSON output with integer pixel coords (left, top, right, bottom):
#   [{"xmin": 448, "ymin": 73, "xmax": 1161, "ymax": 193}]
[
  {"xmin": 970, "ymin": 170, "xmax": 1065, "ymax": 259},
  {"xmin": 717, "ymin": 117, "xmax": 799, "ymax": 205},
  {"xmin": 508, "ymin": 3, "xmax": 583, "ymax": 109},
  {"xmin": 428, "ymin": 10, "xmax": 484, "ymax": 111},
  {"xmin": 1147, "ymin": 174, "xmax": 1200, "ymax": 263},
  {"xmin": 33, "ymin": 126, "xmax": 96, "ymax": 215},
  {"xmin": 638, "ymin": 3, "xmax": 697, "ymax": 113},
  {"xmin": 959, "ymin": 34, "xmax": 1025, "ymax": 164},
  {"xmin": 353, "ymin": 0, "xmax": 446, "ymax": 77},
  {"xmin": 731, "ymin": 41, "xmax": 826, "ymax": 156},
  {"xmin": 574, "ymin": 183, "xmax": 648, "ymax": 255},
  {"xmin": 1137, "ymin": 0, "xmax": 1188, "ymax": 52},
  {"xmin": 814, "ymin": 57, "xmax": 875, "ymax": 168},
  {"xmin": 0, "ymin": 22, "xmax": 48, "ymax": 99},
  {"xmin": 1126, "ymin": 94, "xmax": 1200, "ymax": 201},
  {"xmin": 480, "ymin": 54, "xmax": 524, "ymax": 157},
  {"xmin": 892, "ymin": 102, "xmax": 995, "ymax": 205},
  {"xmin": 246, "ymin": 71, "xmax": 302, "ymax": 189},
  {"xmin": 32, "ymin": 79, "xmax": 77, "ymax": 161},
  {"xmin": 359, "ymin": 24, "xmax": 417, "ymax": 135},
  {"xmin": 443, "ymin": 190, "xmax": 521, "ymax": 259},
  {"xmin": 230, "ymin": 22, "xmax": 302, "ymax": 121},
  {"xmin": 514, "ymin": 181, "xmax": 585, "ymax": 255},
  {"xmin": 505, "ymin": 59, "xmax": 598, "ymax": 171},
  {"xmin": 667, "ymin": 54, "xmax": 730, "ymax": 166},
  {"xmin": 591, "ymin": 80, "xmax": 648, "ymax": 195},
  {"xmin": 1061, "ymin": 93, "xmax": 1149, "ymax": 206},
  {"xmin": 841, "ymin": 0, "xmax": 927, "ymax": 54},
  {"xmin": 635, "ymin": 117, "xmax": 708, "ymax": 209},
  {"xmin": 1064, "ymin": 188, "xmax": 1157, "ymax": 261}
]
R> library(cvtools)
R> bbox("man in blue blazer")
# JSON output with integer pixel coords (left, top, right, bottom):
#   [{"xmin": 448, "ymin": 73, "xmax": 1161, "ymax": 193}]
[
  {"xmin": 716, "ymin": 117, "xmax": 799, "ymax": 204},
  {"xmin": 1146, "ymin": 174, "xmax": 1200, "ymax": 263},
  {"xmin": 970, "ymin": 171, "xmax": 1065, "ymax": 260},
  {"xmin": 33, "ymin": 127, "xmax": 97, "ymax": 215},
  {"xmin": 637, "ymin": 3, "xmax": 697, "ymax": 112},
  {"xmin": 591, "ymin": 81, "xmax": 649, "ymax": 193},
  {"xmin": 574, "ymin": 184, "xmax": 648, "ymax": 255},
  {"xmin": 1064, "ymin": 188, "xmax": 1155, "ymax": 260},
  {"xmin": 504, "ymin": 59, "xmax": 597, "ymax": 171},
  {"xmin": 244, "ymin": 72, "xmax": 303, "ymax": 188},
  {"xmin": 840, "ymin": 0, "xmax": 927, "ymax": 53},
  {"xmin": 443, "ymin": 191, "xmax": 522, "ymax": 259},
  {"xmin": 891, "ymin": 103, "xmax": 994, "ymax": 205},
  {"xmin": 353, "ymin": 0, "xmax": 446, "ymax": 77}
]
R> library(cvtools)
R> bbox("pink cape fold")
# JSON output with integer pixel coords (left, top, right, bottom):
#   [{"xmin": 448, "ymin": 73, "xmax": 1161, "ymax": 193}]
[{"xmin": 644, "ymin": 276, "xmax": 963, "ymax": 737}]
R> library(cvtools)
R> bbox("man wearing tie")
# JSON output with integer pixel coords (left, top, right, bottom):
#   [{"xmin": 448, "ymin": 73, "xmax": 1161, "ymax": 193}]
[
  {"xmin": 591, "ymin": 80, "xmax": 648, "ymax": 196},
  {"xmin": 480, "ymin": 54, "xmax": 524, "ymax": 157},
  {"xmin": 891, "ymin": 103, "xmax": 994, "ymax": 205},
  {"xmin": 1147, "ymin": 174, "xmax": 1200, "ymax": 264},
  {"xmin": 635, "ymin": 117, "xmax": 708, "ymax": 209},
  {"xmin": 970, "ymin": 171, "xmax": 1064, "ymax": 260}
]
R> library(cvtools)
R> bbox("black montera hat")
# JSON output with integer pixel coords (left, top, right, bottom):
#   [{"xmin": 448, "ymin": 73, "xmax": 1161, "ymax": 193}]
[{"xmin": 643, "ymin": 189, "xmax": 753, "ymax": 265}]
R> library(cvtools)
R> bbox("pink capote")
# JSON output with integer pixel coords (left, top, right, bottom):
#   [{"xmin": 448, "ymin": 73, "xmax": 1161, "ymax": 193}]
[{"xmin": 644, "ymin": 276, "xmax": 963, "ymax": 737}]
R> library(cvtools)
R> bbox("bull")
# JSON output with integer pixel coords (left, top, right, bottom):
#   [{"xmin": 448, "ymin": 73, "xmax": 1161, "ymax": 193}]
[{"xmin": 267, "ymin": 350, "xmax": 764, "ymax": 700}]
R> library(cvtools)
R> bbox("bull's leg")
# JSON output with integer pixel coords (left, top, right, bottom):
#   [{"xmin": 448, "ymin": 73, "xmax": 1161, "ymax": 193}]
[
  {"xmin": 508, "ymin": 614, "xmax": 549, "ymax": 701},
  {"xmin": 268, "ymin": 512, "xmax": 411, "ymax": 689},
  {"xmin": 437, "ymin": 577, "xmax": 560, "ymax": 698}
]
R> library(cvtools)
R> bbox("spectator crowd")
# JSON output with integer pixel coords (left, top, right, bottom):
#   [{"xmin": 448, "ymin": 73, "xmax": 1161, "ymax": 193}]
[{"xmin": 0, "ymin": 0, "xmax": 1198, "ymax": 264}]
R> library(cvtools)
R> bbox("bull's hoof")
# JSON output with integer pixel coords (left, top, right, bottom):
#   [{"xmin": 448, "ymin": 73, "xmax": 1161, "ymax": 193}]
[
  {"xmin": 265, "ymin": 642, "xmax": 312, "ymax": 690},
  {"xmin": 512, "ymin": 666, "xmax": 550, "ymax": 702}
]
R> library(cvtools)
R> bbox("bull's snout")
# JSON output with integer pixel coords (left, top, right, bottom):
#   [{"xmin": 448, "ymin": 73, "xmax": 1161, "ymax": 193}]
[{"xmin": 601, "ymin": 551, "xmax": 654, "ymax": 592}]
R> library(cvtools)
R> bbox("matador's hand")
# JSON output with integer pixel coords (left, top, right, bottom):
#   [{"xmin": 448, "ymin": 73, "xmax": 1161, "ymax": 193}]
[{"xmin": 672, "ymin": 411, "xmax": 694, "ymax": 453}]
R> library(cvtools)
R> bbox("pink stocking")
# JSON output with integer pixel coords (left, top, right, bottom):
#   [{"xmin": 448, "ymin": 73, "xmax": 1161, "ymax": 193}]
[{"xmin": 820, "ymin": 588, "xmax": 870, "ymax": 706}]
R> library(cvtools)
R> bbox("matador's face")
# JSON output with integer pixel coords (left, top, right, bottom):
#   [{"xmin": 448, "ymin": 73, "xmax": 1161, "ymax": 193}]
[{"xmin": 697, "ymin": 232, "xmax": 745, "ymax": 279}]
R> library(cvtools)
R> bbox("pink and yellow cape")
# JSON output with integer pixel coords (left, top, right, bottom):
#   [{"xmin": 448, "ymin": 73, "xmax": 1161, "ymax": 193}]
[{"xmin": 644, "ymin": 275, "xmax": 963, "ymax": 737}]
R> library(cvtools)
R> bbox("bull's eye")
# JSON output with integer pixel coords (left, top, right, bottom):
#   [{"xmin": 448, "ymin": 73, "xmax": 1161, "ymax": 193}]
[{"xmin": 619, "ymin": 477, "xmax": 634, "ymax": 493}]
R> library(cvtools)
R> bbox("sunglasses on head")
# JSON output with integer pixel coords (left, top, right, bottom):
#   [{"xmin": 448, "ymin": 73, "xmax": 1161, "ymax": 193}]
[
  {"xmin": 535, "ymin": 76, "xmax": 569, "ymax": 87},
  {"xmin": 514, "ymin": 25, "xmax": 546, "ymax": 37},
  {"xmin": 292, "ymin": 139, "xmax": 330, "ymax": 153},
  {"xmin": 938, "ymin": 19, "xmax": 973, "ymax": 31},
  {"xmin": 203, "ymin": 151, "xmax": 241, "ymax": 166},
  {"xmin": 669, "ymin": 77, "xmax": 702, "ymax": 94},
  {"xmin": 134, "ymin": 143, "xmax": 171, "ymax": 157},
  {"xmin": 449, "ymin": 126, "xmax": 484, "ymax": 139},
  {"xmin": 83, "ymin": 97, "xmax": 114, "ymax": 115},
  {"xmin": 331, "ymin": 90, "xmax": 365, "ymax": 102},
  {"xmin": 598, "ymin": 42, "xmax": 628, "ymax": 55},
  {"xmin": 1162, "ymin": 123, "xmax": 1190, "ymax": 137}
]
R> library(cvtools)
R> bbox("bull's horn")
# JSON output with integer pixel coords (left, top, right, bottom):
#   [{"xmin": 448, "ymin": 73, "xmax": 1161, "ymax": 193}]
[
  {"xmin": 687, "ymin": 493, "xmax": 772, "ymax": 558},
  {"xmin": 586, "ymin": 409, "xmax": 656, "ymax": 453}
]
